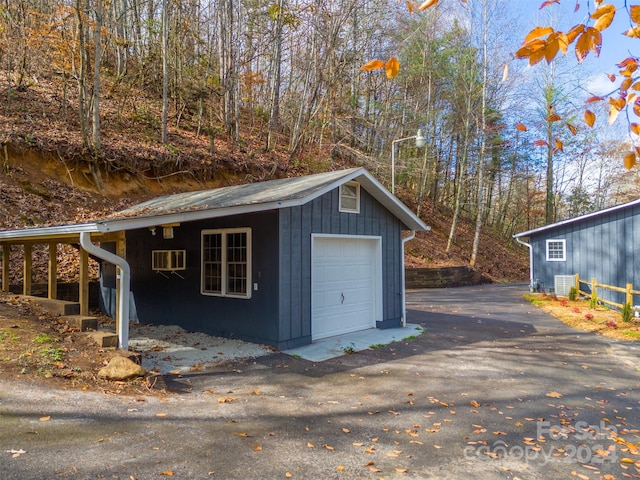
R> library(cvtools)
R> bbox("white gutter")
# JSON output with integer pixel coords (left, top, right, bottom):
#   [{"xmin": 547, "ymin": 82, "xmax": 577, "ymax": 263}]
[
  {"xmin": 515, "ymin": 236, "xmax": 534, "ymax": 292},
  {"xmin": 79, "ymin": 232, "xmax": 131, "ymax": 350},
  {"xmin": 401, "ymin": 230, "xmax": 417, "ymax": 327}
]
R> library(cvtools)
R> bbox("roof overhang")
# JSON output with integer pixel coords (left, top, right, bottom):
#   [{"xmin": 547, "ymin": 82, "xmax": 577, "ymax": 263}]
[{"xmin": 0, "ymin": 168, "xmax": 429, "ymax": 244}]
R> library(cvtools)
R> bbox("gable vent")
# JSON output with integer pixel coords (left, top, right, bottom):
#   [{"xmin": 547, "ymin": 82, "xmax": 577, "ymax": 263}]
[{"xmin": 554, "ymin": 275, "xmax": 575, "ymax": 296}]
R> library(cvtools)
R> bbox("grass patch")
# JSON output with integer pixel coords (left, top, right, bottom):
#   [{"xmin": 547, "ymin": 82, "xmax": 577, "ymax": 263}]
[
  {"xmin": 369, "ymin": 343, "xmax": 385, "ymax": 350},
  {"xmin": 39, "ymin": 346, "xmax": 65, "ymax": 362},
  {"xmin": 33, "ymin": 333, "xmax": 55, "ymax": 344},
  {"xmin": 0, "ymin": 330, "xmax": 19, "ymax": 342}
]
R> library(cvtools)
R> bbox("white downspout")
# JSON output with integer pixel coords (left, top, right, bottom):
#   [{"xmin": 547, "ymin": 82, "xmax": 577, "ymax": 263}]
[
  {"xmin": 401, "ymin": 230, "xmax": 416, "ymax": 327},
  {"xmin": 515, "ymin": 236, "xmax": 534, "ymax": 292},
  {"xmin": 79, "ymin": 232, "xmax": 131, "ymax": 350}
]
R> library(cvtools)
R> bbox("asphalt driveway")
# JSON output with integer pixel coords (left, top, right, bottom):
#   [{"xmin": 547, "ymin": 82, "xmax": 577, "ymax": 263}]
[{"xmin": 1, "ymin": 284, "xmax": 639, "ymax": 479}]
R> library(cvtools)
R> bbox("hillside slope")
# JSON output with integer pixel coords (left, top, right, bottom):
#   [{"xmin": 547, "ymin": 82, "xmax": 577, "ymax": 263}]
[{"xmin": 0, "ymin": 73, "xmax": 528, "ymax": 283}]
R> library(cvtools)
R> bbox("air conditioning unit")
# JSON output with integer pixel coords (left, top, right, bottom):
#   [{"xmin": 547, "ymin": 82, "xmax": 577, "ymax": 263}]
[{"xmin": 554, "ymin": 275, "xmax": 575, "ymax": 296}]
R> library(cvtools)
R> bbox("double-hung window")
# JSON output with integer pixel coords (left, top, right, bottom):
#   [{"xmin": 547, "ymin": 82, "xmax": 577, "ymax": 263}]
[
  {"xmin": 201, "ymin": 228, "xmax": 251, "ymax": 298},
  {"xmin": 546, "ymin": 239, "xmax": 566, "ymax": 262}
]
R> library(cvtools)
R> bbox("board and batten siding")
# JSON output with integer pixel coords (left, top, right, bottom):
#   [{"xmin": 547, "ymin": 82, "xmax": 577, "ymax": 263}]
[
  {"xmin": 530, "ymin": 203, "xmax": 640, "ymax": 305},
  {"xmin": 277, "ymin": 187, "xmax": 405, "ymax": 349}
]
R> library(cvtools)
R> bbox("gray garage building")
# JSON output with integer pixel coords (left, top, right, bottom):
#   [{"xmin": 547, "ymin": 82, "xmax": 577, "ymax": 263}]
[{"xmin": 0, "ymin": 168, "xmax": 428, "ymax": 350}]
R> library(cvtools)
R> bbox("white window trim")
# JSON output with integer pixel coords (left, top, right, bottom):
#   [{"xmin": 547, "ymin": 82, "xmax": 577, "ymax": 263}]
[
  {"xmin": 152, "ymin": 250, "xmax": 186, "ymax": 271},
  {"xmin": 201, "ymin": 227, "xmax": 252, "ymax": 299},
  {"xmin": 339, "ymin": 181, "xmax": 360, "ymax": 213},
  {"xmin": 546, "ymin": 239, "xmax": 566, "ymax": 262}
]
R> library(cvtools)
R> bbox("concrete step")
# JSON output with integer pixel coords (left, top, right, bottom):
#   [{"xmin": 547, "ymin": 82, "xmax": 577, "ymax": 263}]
[
  {"xmin": 62, "ymin": 315, "xmax": 98, "ymax": 332},
  {"xmin": 91, "ymin": 331, "xmax": 118, "ymax": 348},
  {"xmin": 19, "ymin": 295, "xmax": 80, "ymax": 316}
]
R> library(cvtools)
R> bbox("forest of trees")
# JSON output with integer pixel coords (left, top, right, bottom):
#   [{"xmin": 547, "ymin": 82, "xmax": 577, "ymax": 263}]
[{"xmin": 1, "ymin": 0, "xmax": 639, "ymax": 263}]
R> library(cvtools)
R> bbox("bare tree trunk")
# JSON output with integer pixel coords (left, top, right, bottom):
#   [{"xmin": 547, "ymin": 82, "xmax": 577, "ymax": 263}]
[
  {"xmin": 470, "ymin": 0, "xmax": 490, "ymax": 268},
  {"xmin": 161, "ymin": 0, "xmax": 168, "ymax": 144},
  {"xmin": 266, "ymin": 0, "xmax": 285, "ymax": 152},
  {"xmin": 92, "ymin": 0, "xmax": 103, "ymax": 151},
  {"xmin": 75, "ymin": 0, "xmax": 90, "ymax": 148}
]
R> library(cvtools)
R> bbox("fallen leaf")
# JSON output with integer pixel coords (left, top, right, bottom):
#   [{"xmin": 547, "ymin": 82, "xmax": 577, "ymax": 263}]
[
  {"xmin": 39, "ymin": 416, "xmax": 50, "ymax": 422},
  {"xmin": 159, "ymin": 471, "xmax": 174, "ymax": 477},
  {"xmin": 336, "ymin": 466, "xmax": 345, "ymax": 471},
  {"xmin": 323, "ymin": 444, "xmax": 334, "ymax": 451},
  {"xmin": 155, "ymin": 413, "xmax": 168, "ymax": 417},
  {"xmin": 307, "ymin": 442, "xmax": 314, "ymax": 448},
  {"xmin": 218, "ymin": 397, "xmax": 237, "ymax": 403},
  {"xmin": 342, "ymin": 428, "xmax": 350, "ymax": 433},
  {"xmin": 470, "ymin": 400, "xmax": 480, "ymax": 407},
  {"xmin": 285, "ymin": 472, "xmax": 292, "ymax": 478},
  {"xmin": 395, "ymin": 467, "xmax": 409, "ymax": 473},
  {"xmin": 545, "ymin": 392, "xmax": 563, "ymax": 398},
  {"xmin": 253, "ymin": 444, "xmax": 262, "ymax": 451},
  {"xmin": 369, "ymin": 466, "xmax": 382, "ymax": 473}
]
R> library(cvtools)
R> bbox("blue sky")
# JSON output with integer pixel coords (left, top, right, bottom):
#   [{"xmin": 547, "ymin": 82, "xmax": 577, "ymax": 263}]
[{"xmin": 508, "ymin": 0, "xmax": 639, "ymax": 92}]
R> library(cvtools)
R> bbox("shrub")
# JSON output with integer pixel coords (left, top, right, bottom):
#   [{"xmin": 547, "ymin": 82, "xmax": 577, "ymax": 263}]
[
  {"xmin": 585, "ymin": 313, "xmax": 594, "ymax": 320},
  {"xmin": 572, "ymin": 307, "xmax": 581, "ymax": 313},
  {"xmin": 590, "ymin": 295, "xmax": 598, "ymax": 309},
  {"xmin": 569, "ymin": 287, "xmax": 577, "ymax": 301},
  {"xmin": 606, "ymin": 320, "xmax": 617, "ymax": 329},
  {"xmin": 621, "ymin": 302, "xmax": 633, "ymax": 323},
  {"xmin": 560, "ymin": 299, "xmax": 568, "ymax": 307}
]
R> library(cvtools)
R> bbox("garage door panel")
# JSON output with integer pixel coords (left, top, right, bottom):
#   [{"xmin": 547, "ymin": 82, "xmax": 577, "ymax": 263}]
[{"xmin": 312, "ymin": 236, "xmax": 381, "ymax": 340}]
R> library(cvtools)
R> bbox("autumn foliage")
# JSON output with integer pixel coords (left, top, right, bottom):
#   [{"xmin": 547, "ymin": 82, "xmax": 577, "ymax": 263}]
[{"xmin": 364, "ymin": 0, "xmax": 640, "ymax": 169}]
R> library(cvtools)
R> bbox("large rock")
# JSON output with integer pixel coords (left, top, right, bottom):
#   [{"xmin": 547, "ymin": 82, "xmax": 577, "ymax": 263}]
[{"xmin": 98, "ymin": 355, "xmax": 147, "ymax": 381}]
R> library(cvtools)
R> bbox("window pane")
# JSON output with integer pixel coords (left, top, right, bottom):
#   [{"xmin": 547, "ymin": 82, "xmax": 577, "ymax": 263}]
[
  {"xmin": 203, "ymin": 234, "xmax": 222, "ymax": 293},
  {"xmin": 226, "ymin": 232, "xmax": 247, "ymax": 295}
]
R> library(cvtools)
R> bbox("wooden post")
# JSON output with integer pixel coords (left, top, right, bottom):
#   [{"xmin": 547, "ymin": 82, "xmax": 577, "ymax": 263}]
[
  {"xmin": 591, "ymin": 277, "xmax": 597, "ymax": 303},
  {"xmin": 79, "ymin": 245, "xmax": 89, "ymax": 315},
  {"xmin": 2, "ymin": 244, "xmax": 9, "ymax": 293},
  {"xmin": 23, "ymin": 244, "xmax": 32, "ymax": 295},
  {"xmin": 626, "ymin": 283, "xmax": 633, "ymax": 307},
  {"xmin": 48, "ymin": 242, "xmax": 58, "ymax": 300},
  {"xmin": 574, "ymin": 273, "xmax": 580, "ymax": 295}
]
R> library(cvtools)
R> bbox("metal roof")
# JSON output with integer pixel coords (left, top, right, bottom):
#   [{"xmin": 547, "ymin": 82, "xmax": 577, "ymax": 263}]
[
  {"xmin": 514, "ymin": 197, "xmax": 640, "ymax": 238},
  {"xmin": 0, "ymin": 168, "xmax": 429, "ymax": 243}
]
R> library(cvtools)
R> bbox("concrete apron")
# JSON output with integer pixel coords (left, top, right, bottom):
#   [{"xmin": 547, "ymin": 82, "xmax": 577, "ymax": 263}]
[{"xmin": 283, "ymin": 323, "xmax": 423, "ymax": 362}]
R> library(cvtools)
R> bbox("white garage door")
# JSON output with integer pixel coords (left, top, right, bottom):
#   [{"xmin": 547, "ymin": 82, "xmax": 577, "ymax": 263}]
[{"xmin": 311, "ymin": 235, "xmax": 382, "ymax": 340}]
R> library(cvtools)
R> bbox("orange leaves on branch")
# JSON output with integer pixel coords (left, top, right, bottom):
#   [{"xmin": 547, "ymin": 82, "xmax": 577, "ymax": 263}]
[
  {"xmin": 515, "ymin": 123, "xmax": 527, "ymax": 132},
  {"xmin": 624, "ymin": 152, "xmax": 636, "ymax": 170},
  {"xmin": 575, "ymin": 27, "xmax": 602, "ymax": 62},
  {"xmin": 418, "ymin": 0, "xmax": 439, "ymax": 10},
  {"xmin": 360, "ymin": 57, "xmax": 400, "ymax": 80},
  {"xmin": 584, "ymin": 110, "xmax": 596, "ymax": 127},
  {"xmin": 517, "ymin": 8, "xmax": 609, "ymax": 66},
  {"xmin": 591, "ymin": 4, "xmax": 616, "ymax": 32},
  {"xmin": 385, "ymin": 57, "xmax": 400, "ymax": 79},
  {"xmin": 361, "ymin": 60, "xmax": 384, "ymax": 71},
  {"xmin": 533, "ymin": 140, "xmax": 549, "ymax": 147}
]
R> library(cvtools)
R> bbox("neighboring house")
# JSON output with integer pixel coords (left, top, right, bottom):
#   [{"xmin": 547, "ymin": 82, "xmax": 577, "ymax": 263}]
[
  {"xmin": 513, "ymin": 198, "xmax": 640, "ymax": 305},
  {"xmin": 0, "ymin": 168, "xmax": 428, "ymax": 350}
]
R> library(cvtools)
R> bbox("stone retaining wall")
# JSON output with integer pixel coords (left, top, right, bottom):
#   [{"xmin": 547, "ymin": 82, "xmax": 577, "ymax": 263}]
[{"xmin": 405, "ymin": 266, "xmax": 491, "ymax": 289}]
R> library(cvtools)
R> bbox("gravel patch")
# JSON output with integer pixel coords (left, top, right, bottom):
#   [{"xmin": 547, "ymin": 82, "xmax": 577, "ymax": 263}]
[{"xmin": 127, "ymin": 324, "xmax": 274, "ymax": 373}]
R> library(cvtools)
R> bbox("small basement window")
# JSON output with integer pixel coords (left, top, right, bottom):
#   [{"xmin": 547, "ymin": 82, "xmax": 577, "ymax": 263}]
[
  {"xmin": 546, "ymin": 239, "xmax": 566, "ymax": 262},
  {"xmin": 339, "ymin": 181, "xmax": 360, "ymax": 213},
  {"xmin": 152, "ymin": 250, "xmax": 186, "ymax": 271}
]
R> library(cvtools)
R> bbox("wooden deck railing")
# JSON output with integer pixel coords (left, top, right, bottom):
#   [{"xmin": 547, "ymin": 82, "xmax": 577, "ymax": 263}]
[{"xmin": 574, "ymin": 274, "xmax": 640, "ymax": 310}]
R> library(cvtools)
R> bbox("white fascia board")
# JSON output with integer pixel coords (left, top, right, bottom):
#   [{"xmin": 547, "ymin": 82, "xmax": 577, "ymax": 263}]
[{"xmin": 0, "ymin": 223, "xmax": 99, "ymax": 241}]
